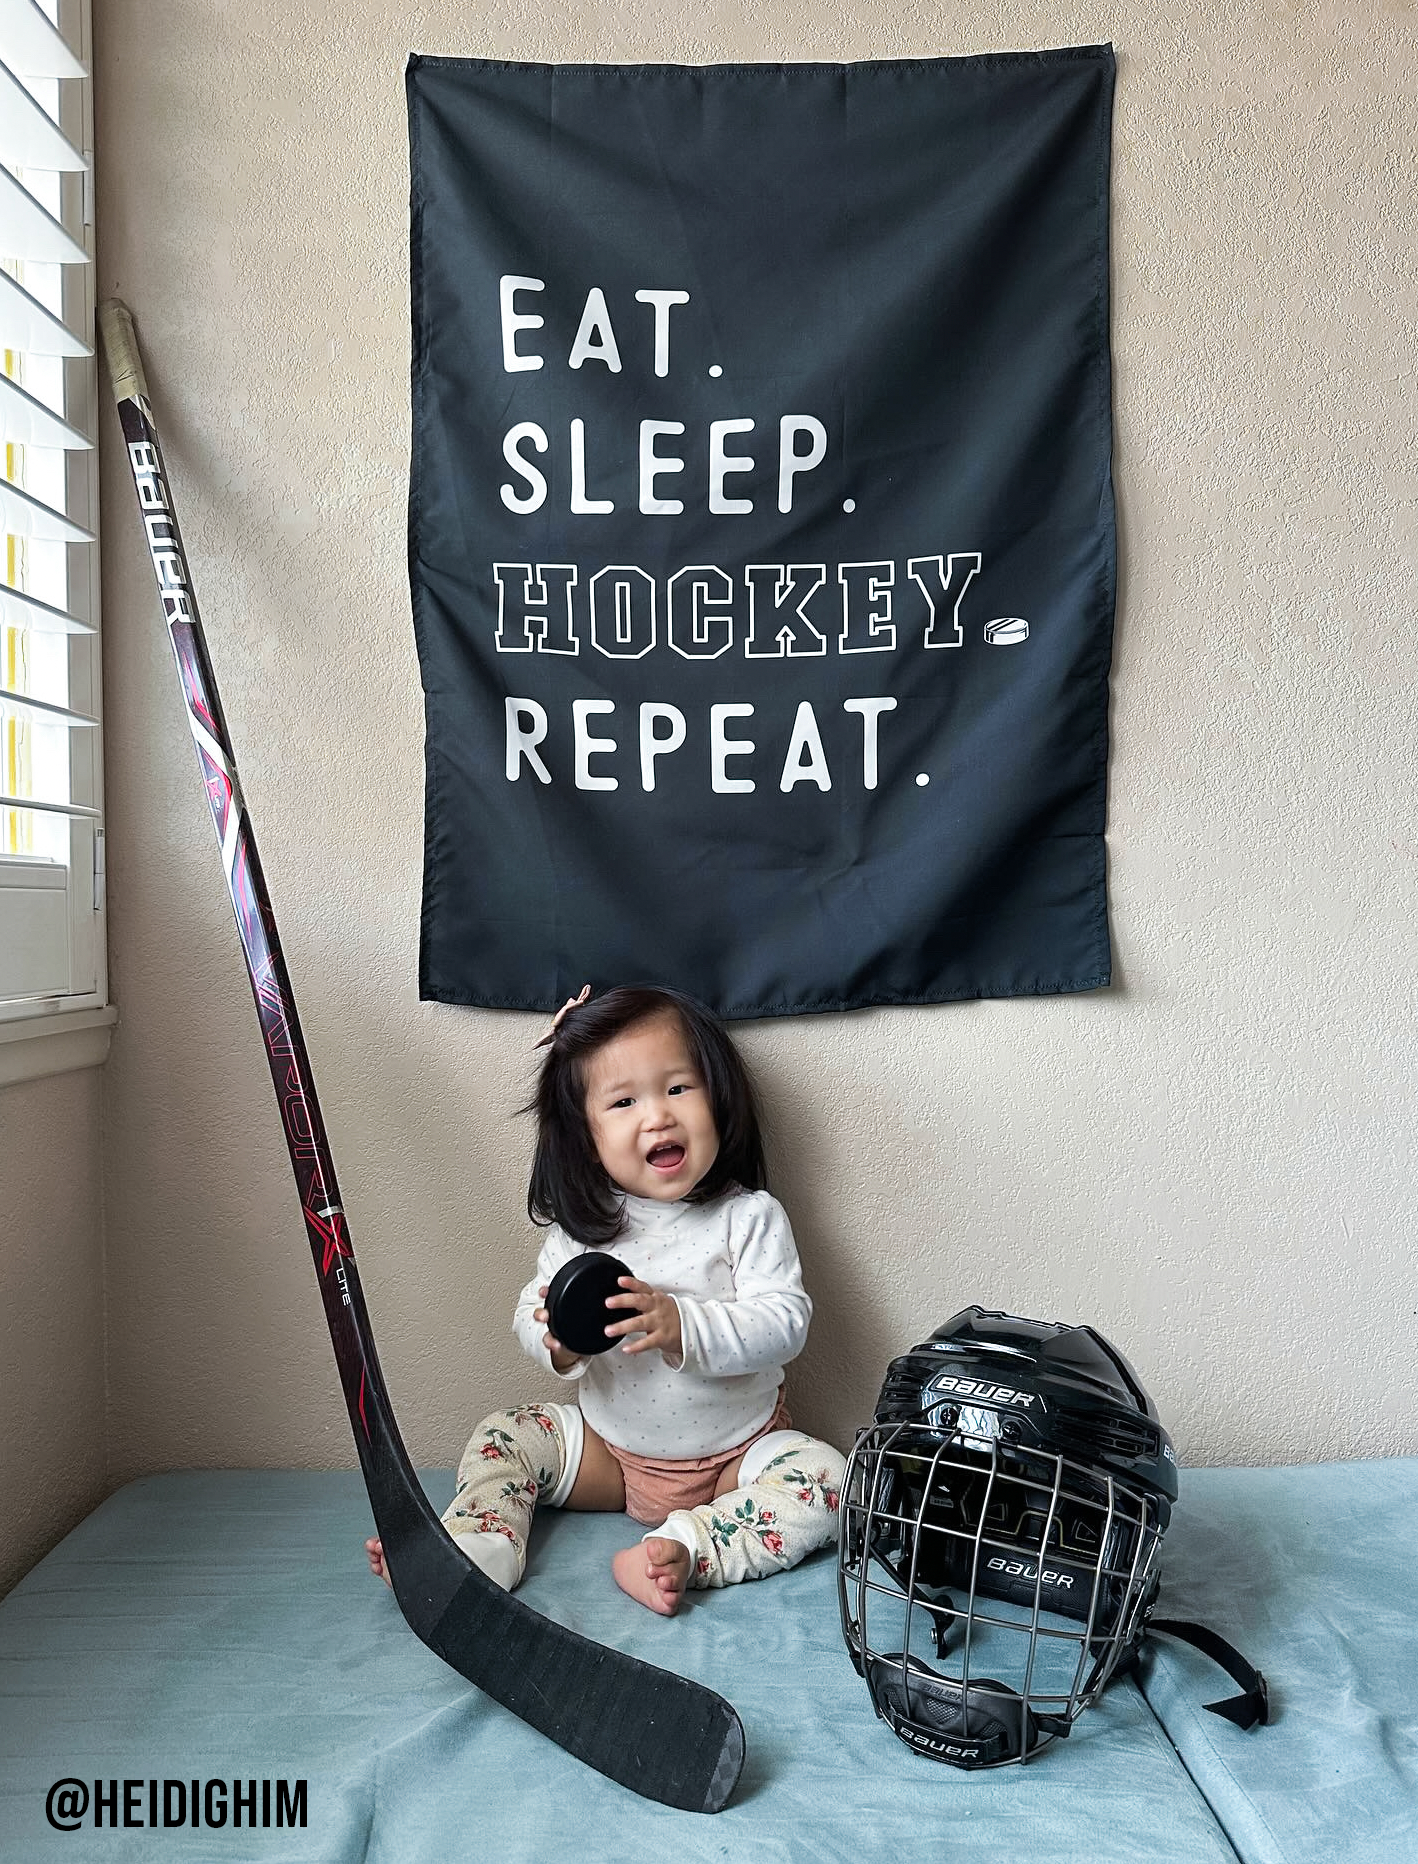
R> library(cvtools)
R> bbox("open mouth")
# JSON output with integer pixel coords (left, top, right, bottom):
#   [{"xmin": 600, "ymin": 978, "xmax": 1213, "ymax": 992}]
[{"xmin": 647, "ymin": 1142, "xmax": 686, "ymax": 1173}]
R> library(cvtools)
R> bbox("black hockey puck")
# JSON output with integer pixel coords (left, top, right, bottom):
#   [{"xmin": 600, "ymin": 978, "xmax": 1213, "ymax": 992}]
[{"xmin": 545, "ymin": 1252, "xmax": 632, "ymax": 1357}]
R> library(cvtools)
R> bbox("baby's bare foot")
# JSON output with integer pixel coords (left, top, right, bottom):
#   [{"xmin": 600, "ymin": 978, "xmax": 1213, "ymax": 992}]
[
  {"xmin": 612, "ymin": 1537, "xmax": 691, "ymax": 1615},
  {"xmin": 365, "ymin": 1536, "xmax": 391, "ymax": 1588}
]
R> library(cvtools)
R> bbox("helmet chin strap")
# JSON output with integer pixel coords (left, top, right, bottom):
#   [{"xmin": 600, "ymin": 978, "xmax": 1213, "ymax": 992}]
[
  {"xmin": 1140, "ymin": 1619, "xmax": 1271, "ymax": 1729},
  {"xmin": 855, "ymin": 1535, "xmax": 1269, "ymax": 1761},
  {"xmin": 908, "ymin": 1575, "xmax": 1269, "ymax": 1735},
  {"xmin": 868, "ymin": 1615, "xmax": 1268, "ymax": 1771}
]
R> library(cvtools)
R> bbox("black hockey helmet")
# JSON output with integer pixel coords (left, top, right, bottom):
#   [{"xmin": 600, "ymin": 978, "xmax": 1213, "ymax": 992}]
[
  {"xmin": 839, "ymin": 1307, "xmax": 1179, "ymax": 1768},
  {"xmin": 873, "ymin": 1305, "xmax": 1179, "ymax": 1517}
]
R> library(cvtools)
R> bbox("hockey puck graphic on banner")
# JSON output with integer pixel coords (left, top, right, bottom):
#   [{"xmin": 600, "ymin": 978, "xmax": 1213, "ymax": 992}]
[
  {"xmin": 984, "ymin": 616, "xmax": 1030, "ymax": 645},
  {"xmin": 546, "ymin": 1253, "xmax": 633, "ymax": 1356}
]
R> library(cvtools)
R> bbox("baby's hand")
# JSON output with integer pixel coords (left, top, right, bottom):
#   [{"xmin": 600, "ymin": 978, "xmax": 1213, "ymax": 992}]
[
  {"xmin": 534, "ymin": 1283, "xmax": 583, "ymax": 1375},
  {"xmin": 605, "ymin": 1277, "xmax": 683, "ymax": 1366}
]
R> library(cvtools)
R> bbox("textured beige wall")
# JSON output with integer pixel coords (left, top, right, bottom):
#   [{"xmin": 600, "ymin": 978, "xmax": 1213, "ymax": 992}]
[
  {"xmin": 0, "ymin": 1071, "xmax": 107, "ymax": 1595},
  {"xmin": 93, "ymin": 2, "xmax": 1416, "ymax": 1489}
]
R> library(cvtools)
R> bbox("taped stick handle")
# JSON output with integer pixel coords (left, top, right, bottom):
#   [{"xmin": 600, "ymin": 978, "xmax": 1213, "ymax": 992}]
[{"xmin": 98, "ymin": 298, "xmax": 148, "ymax": 404}]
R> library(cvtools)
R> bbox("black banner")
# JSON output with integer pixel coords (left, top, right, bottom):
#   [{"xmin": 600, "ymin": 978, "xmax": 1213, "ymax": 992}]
[{"xmin": 407, "ymin": 48, "xmax": 1116, "ymax": 1018}]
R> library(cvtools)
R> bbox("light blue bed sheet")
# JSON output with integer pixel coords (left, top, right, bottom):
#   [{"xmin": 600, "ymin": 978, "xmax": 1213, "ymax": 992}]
[
  {"xmin": 0, "ymin": 1469, "xmax": 1239, "ymax": 1863},
  {"xmin": 1140, "ymin": 1458, "xmax": 1418, "ymax": 1864}
]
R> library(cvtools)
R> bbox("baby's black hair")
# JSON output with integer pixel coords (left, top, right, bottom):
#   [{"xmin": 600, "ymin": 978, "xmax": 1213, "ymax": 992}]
[{"xmin": 526, "ymin": 984, "xmax": 767, "ymax": 1247}]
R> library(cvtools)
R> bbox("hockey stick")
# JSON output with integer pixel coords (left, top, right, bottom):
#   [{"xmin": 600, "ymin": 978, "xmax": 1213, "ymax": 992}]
[{"xmin": 98, "ymin": 301, "xmax": 745, "ymax": 1815}]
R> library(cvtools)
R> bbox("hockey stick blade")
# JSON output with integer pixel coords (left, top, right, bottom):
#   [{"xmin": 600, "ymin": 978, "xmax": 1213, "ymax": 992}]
[
  {"xmin": 359, "ymin": 1365, "xmax": 745, "ymax": 1812},
  {"xmin": 99, "ymin": 298, "xmax": 745, "ymax": 1814}
]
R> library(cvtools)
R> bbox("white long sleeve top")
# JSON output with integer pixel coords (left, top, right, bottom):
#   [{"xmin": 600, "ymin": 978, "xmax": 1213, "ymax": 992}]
[{"xmin": 513, "ymin": 1187, "xmax": 812, "ymax": 1457}]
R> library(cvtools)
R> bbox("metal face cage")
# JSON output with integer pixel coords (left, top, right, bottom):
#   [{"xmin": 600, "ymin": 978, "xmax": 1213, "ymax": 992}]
[{"xmin": 838, "ymin": 1417, "xmax": 1168, "ymax": 1767}]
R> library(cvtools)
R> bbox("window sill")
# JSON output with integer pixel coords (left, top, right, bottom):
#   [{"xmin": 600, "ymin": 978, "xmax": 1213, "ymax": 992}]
[{"xmin": 0, "ymin": 1004, "xmax": 117, "ymax": 1088}]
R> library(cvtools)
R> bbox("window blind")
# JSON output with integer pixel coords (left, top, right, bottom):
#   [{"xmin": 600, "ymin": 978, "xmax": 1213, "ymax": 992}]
[{"xmin": 0, "ymin": 0, "xmax": 104, "ymax": 1018}]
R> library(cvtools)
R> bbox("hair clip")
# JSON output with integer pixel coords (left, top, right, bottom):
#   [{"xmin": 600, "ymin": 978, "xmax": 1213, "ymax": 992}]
[{"xmin": 534, "ymin": 983, "xmax": 591, "ymax": 1048}]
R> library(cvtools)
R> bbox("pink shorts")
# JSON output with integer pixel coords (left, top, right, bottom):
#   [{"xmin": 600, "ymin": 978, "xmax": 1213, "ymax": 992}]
[{"xmin": 606, "ymin": 1390, "xmax": 794, "ymax": 1526}]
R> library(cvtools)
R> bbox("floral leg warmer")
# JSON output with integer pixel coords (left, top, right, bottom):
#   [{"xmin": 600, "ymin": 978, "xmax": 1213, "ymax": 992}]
[
  {"xmin": 652, "ymin": 1431, "xmax": 846, "ymax": 1590},
  {"xmin": 440, "ymin": 1402, "xmax": 582, "ymax": 1591}
]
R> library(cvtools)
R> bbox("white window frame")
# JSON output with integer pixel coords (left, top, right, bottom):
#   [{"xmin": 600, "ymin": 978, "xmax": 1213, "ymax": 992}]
[{"xmin": 0, "ymin": 0, "xmax": 114, "ymax": 1085}]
